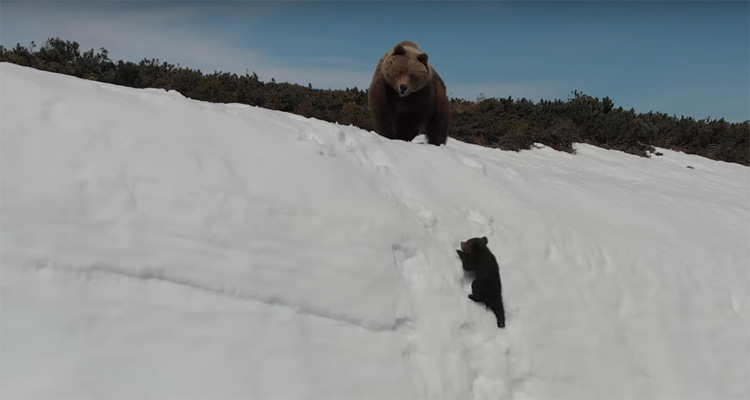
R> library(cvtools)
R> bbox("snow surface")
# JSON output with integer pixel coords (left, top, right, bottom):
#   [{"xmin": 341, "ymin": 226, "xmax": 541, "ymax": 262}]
[{"xmin": 1, "ymin": 62, "xmax": 748, "ymax": 399}]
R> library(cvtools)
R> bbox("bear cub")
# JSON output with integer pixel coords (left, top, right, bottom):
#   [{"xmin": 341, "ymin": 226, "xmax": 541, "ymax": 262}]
[
  {"xmin": 457, "ymin": 236, "xmax": 506, "ymax": 328},
  {"xmin": 368, "ymin": 41, "xmax": 450, "ymax": 146}
]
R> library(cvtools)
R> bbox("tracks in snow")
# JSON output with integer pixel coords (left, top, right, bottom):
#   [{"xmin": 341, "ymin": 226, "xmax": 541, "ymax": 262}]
[{"xmin": 296, "ymin": 125, "xmax": 532, "ymax": 399}]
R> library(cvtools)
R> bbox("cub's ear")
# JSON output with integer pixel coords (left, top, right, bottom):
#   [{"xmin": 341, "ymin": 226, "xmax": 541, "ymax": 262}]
[
  {"xmin": 417, "ymin": 53, "xmax": 429, "ymax": 65},
  {"xmin": 393, "ymin": 45, "xmax": 407, "ymax": 56},
  {"xmin": 480, "ymin": 236, "xmax": 488, "ymax": 246}
]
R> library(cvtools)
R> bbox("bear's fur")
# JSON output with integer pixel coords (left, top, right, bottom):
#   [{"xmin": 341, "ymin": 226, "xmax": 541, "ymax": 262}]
[
  {"xmin": 457, "ymin": 236, "xmax": 506, "ymax": 328},
  {"xmin": 368, "ymin": 41, "xmax": 450, "ymax": 146}
]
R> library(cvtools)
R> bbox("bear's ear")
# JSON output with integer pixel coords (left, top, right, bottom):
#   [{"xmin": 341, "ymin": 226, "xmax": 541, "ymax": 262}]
[
  {"xmin": 480, "ymin": 236, "xmax": 488, "ymax": 246},
  {"xmin": 417, "ymin": 53, "xmax": 429, "ymax": 65},
  {"xmin": 393, "ymin": 45, "xmax": 407, "ymax": 56}
]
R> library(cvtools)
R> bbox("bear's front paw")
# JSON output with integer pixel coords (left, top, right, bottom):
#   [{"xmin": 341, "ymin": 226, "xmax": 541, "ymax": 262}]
[{"xmin": 411, "ymin": 134, "xmax": 428, "ymax": 144}]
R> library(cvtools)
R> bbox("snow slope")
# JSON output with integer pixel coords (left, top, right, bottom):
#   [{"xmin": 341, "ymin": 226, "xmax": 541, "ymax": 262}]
[{"xmin": 1, "ymin": 62, "xmax": 748, "ymax": 399}]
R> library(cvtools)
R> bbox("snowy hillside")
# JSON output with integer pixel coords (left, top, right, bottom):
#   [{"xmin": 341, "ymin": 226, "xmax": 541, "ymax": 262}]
[{"xmin": 1, "ymin": 62, "xmax": 748, "ymax": 400}]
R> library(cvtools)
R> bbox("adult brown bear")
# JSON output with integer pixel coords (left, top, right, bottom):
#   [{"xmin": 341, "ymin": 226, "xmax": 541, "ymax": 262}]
[{"xmin": 368, "ymin": 41, "xmax": 450, "ymax": 146}]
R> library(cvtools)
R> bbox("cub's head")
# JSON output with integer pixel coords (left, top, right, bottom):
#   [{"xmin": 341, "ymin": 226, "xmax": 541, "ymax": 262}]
[
  {"xmin": 457, "ymin": 236, "xmax": 490, "ymax": 271},
  {"xmin": 458, "ymin": 236, "xmax": 489, "ymax": 257},
  {"xmin": 380, "ymin": 41, "xmax": 431, "ymax": 97}
]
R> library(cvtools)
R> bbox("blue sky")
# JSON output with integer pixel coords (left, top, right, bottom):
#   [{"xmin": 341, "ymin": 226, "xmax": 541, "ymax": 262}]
[{"xmin": 2, "ymin": 1, "xmax": 748, "ymax": 121}]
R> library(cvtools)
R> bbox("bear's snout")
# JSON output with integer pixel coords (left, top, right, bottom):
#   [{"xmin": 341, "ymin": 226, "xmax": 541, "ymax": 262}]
[{"xmin": 399, "ymin": 84, "xmax": 409, "ymax": 95}]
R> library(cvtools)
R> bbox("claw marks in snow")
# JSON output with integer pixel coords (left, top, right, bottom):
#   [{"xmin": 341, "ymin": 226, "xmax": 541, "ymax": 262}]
[
  {"xmin": 457, "ymin": 153, "xmax": 487, "ymax": 174},
  {"xmin": 465, "ymin": 206, "xmax": 494, "ymax": 237},
  {"xmin": 392, "ymin": 244, "xmax": 429, "ymax": 294},
  {"xmin": 391, "ymin": 244, "xmax": 427, "ymax": 396},
  {"xmin": 298, "ymin": 129, "xmax": 337, "ymax": 157},
  {"xmin": 392, "ymin": 243, "xmax": 474, "ymax": 399}
]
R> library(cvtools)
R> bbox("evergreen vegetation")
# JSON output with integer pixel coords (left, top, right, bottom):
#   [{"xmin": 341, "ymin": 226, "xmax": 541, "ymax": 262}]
[{"xmin": 2, "ymin": 38, "xmax": 747, "ymax": 165}]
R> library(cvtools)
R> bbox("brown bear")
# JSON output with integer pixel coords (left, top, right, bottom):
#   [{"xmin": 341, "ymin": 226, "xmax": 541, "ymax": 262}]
[{"xmin": 368, "ymin": 41, "xmax": 450, "ymax": 146}]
